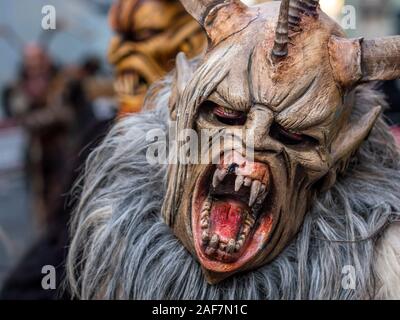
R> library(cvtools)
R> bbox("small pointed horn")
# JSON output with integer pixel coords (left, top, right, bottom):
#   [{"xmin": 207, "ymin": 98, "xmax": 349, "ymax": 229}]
[{"xmin": 272, "ymin": 0, "xmax": 290, "ymax": 62}]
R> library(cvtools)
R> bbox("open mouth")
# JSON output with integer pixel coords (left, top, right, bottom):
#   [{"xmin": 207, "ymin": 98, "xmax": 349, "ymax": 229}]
[
  {"xmin": 192, "ymin": 151, "xmax": 275, "ymax": 273},
  {"xmin": 114, "ymin": 70, "xmax": 148, "ymax": 97}
]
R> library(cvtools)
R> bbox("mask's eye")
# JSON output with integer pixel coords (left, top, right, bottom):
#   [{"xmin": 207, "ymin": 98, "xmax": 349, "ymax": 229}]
[
  {"xmin": 270, "ymin": 123, "xmax": 318, "ymax": 146},
  {"xmin": 206, "ymin": 101, "xmax": 246, "ymax": 126},
  {"xmin": 128, "ymin": 28, "xmax": 162, "ymax": 42}
]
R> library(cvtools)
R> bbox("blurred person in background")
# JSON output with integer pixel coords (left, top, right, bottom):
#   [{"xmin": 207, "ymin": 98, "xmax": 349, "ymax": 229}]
[
  {"xmin": 0, "ymin": 51, "xmax": 116, "ymax": 300},
  {"xmin": 1, "ymin": 42, "xmax": 115, "ymax": 227},
  {"xmin": 1, "ymin": 43, "xmax": 72, "ymax": 227},
  {"xmin": 0, "ymin": 0, "xmax": 206, "ymax": 299}
]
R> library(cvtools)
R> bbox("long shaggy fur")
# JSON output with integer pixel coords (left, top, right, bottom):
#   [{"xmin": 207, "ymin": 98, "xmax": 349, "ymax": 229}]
[{"xmin": 67, "ymin": 80, "xmax": 400, "ymax": 299}]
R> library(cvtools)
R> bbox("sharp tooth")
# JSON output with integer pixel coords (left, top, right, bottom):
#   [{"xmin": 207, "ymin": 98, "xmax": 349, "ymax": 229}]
[
  {"xmin": 227, "ymin": 239, "xmax": 236, "ymax": 254},
  {"xmin": 201, "ymin": 207, "xmax": 209, "ymax": 216},
  {"xmin": 244, "ymin": 177, "xmax": 252, "ymax": 187},
  {"xmin": 219, "ymin": 242, "xmax": 227, "ymax": 251},
  {"xmin": 256, "ymin": 193, "xmax": 267, "ymax": 206},
  {"xmin": 205, "ymin": 247, "xmax": 216, "ymax": 255},
  {"xmin": 235, "ymin": 239, "xmax": 244, "ymax": 251},
  {"xmin": 210, "ymin": 234, "xmax": 220, "ymax": 248},
  {"xmin": 212, "ymin": 170, "xmax": 220, "ymax": 188},
  {"xmin": 217, "ymin": 169, "xmax": 228, "ymax": 181},
  {"xmin": 201, "ymin": 211, "xmax": 209, "ymax": 220},
  {"xmin": 244, "ymin": 215, "xmax": 255, "ymax": 227},
  {"xmin": 212, "ymin": 169, "xmax": 227, "ymax": 188},
  {"xmin": 201, "ymin": 219, "xmax": 209, "ymax": 229},
  {"xmin": 202, "ymin": 231, "xmax": 210, "ymax": 244},
  {"xmin": 255, "ymin": 184, "xmax": 268, "ymax": 204},
  {"xmin": 234, "ymin": 175, "xmax": 244, "ymax": 192},
  {"xmin": 242, "ymin": 225, "xmax": 251, "ymax": 236},
  {"xmin": 249, "ymin": 180, "xmax": 261, "ymax": 207},
  {"xmin": 203, "ymin": 200, "xmax": 211, "ymax": 211}
]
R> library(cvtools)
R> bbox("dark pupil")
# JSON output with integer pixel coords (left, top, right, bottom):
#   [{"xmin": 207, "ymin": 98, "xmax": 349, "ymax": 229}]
[
  {"xmin": 270, "ymin": 123, "xmax": 317, "ymax": 146},
  {"xmin": 211, "ymin": 104, "xmax": 247, "ymax": 126},
  {"xmin": 204, "ymin": 101, "xmax": 316, "ymax": 146}
]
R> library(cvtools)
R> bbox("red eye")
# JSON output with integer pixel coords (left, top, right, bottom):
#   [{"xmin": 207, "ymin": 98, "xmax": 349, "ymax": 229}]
[
  {"xmin": 271, "ymin": 123, "xmax": 318, "ymax": 146},
  {"xmin": 213, "ymin": 105, "xmax": 247, "ymax": 126}
]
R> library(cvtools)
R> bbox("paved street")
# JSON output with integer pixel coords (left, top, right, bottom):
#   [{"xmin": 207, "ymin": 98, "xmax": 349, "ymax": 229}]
[
  {"xmin": 0, "ymin": 170, "xmax": 34, "ymax": 287},
  {"xmin": 0, "ymin": 126, "xmax": 35, "ymax": 287}
]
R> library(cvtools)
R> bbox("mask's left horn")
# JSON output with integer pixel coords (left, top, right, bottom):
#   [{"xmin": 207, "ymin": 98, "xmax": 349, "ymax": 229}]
[
  {"xmin": 179, "ymin": 0, "xmax": 249, "ymax": 45},
  {"xmin": 328, "ymin": 35, "xmax": 400, "ymax": 87},
  {"xmin": 178, "ymin": 0, "xmax": 221, "ymax": 25}
]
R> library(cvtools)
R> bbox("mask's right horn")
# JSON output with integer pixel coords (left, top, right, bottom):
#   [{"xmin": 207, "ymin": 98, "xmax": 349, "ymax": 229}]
[{"xmin": 328, "ymin": 35, "xmax": 400, "ymax": 87}]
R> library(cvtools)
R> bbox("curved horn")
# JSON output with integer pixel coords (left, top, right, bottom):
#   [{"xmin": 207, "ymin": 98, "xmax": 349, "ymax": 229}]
[
  {"xmin": 179, "ymin": 0, "xmax": 236, "ymax": 26},
  {"xmin": 272, "ymin": 0, "xmax": 290, "ymax": 62},
  {"xmin": 180, "ymin": 0, "xmax": 250, "ymax": 46},
  {"xmin": 328, "ymin": 36, "xmax": 400, "ymax": 86},
  {"xmin": 362, "ymin": 37, "xmax": 400, "ymax": 81},
  {"xmin": 179, "ymin": 1, "xmax": 217, "ymax": 25},
  {"xmin": 288, "ymin": 0, "xmax": 320, "ymax": 32},
  {"xmin": 301, "ymin": 0, "xmax": 319, "ymax": 17},
  {"xmin": 289, "ymin": 0, "xmax": 304, "ymax": 31}
]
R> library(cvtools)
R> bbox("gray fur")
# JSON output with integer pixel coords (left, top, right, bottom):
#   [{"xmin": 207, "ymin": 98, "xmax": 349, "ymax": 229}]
[{"xmin": 67, "ymin": 79, "xmax": 400, "ymax": 300}]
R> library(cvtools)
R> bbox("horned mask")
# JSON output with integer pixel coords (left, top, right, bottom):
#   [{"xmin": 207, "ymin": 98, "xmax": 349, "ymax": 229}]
[
  {"xmin": 161, "ymin": 0, "xmax": 400, "ymax": 284},
  {"xmin": 108, "ymin": 0, "xmax": 206, "ymax": 115}
]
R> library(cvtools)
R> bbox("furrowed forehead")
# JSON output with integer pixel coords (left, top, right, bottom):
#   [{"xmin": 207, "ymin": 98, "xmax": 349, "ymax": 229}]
[
  {"xmin": 190, "ymin": 1, "xmax": 347, "ymax": 135},
  {"xmin": 199, "ymin": 21, "xmax": 342, "ymax": 136},
  {"xmin": 212, "ymin": 61, "xmax": 340, "ymax": 135}
]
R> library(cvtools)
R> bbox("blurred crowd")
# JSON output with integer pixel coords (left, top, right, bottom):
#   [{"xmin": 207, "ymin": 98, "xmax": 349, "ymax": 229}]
[
  {"xmin": 0, "ymin": 0, "xmax": 399, "ymax": 299},
  {"xmin": 2, "ymin": 43, "xmax": 115, "ymax": 226},
  {"xmin": 0, "ymin": 0, "xmax": 206, "ymax": 299}
]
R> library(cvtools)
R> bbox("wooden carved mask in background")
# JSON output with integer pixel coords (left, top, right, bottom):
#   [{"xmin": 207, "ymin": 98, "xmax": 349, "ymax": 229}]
[{"xmin": 108, "ymin": 0, "xmax": 206, "ymax": 115}]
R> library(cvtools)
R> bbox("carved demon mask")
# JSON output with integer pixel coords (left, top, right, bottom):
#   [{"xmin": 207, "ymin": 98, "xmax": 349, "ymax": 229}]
[
  {"xmin": 108, "ymin": 0, "xmax": 206, "ymax": 114},
  {"xmin": 162, "ymin": 0, "xmax": 400, "ymax": 284}
]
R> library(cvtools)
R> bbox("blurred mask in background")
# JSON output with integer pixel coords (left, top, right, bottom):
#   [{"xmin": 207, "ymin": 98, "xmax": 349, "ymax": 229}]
[{"xmin": 108, "ymin": 0, "xmax": 206, "ymax": 115}]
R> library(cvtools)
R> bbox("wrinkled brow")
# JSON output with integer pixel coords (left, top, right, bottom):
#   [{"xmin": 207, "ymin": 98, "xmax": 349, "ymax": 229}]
[{"xmin": 275, "ymin": 84, "xmax": 337, "ymax": 132}]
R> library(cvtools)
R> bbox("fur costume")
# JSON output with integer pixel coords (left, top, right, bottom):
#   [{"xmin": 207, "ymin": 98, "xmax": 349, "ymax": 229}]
[
  {"xmin": 67, "ymin": 0, "xmax": 400, "ymax": 299},
  {"xmin": 67, "ymin": 78, "xmax": 400, "ymax": 299}
]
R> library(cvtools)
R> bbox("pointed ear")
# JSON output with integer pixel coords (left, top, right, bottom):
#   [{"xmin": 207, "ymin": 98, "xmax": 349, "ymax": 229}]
[
  {"xmin": 169, "ymin": 52, "xmax": 194, "ymax": 120},
  {"xmin": 332, "ymin": 106, "xmax": 381, "ymax": 164},
  {"xmin": 318, "ymin": 106, "xmax": 381, "ymax": 192}
]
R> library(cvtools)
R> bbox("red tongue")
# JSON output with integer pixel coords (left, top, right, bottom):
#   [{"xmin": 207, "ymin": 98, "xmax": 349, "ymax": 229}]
[{"xmin": 209, "ymin": 199, "xmax": 247, "ymax": 242}]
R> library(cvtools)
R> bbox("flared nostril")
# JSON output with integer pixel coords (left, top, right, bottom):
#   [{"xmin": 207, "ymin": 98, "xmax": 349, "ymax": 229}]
[{"xmin": 228, "ymin": 163, "xmax": 239, "ymax": 174}]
